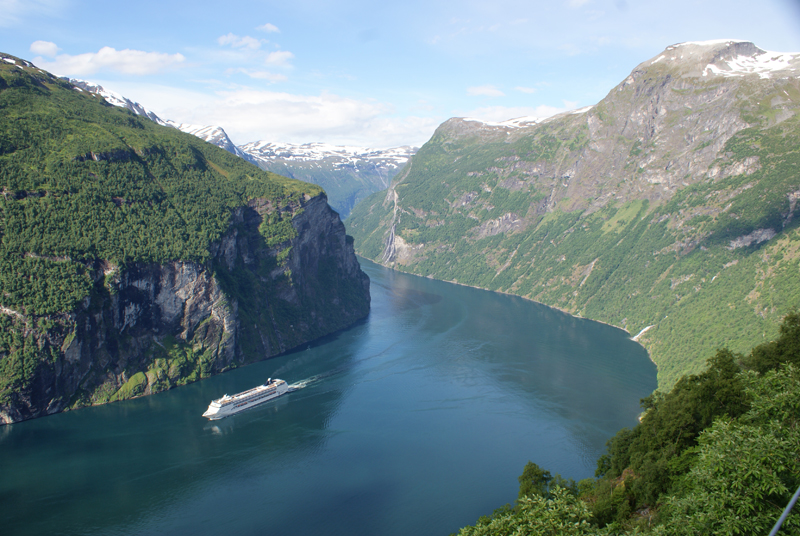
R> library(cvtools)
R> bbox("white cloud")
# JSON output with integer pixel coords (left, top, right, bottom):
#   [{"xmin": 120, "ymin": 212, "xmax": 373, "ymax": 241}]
[
  {"xmin": 514, "ymin": 86, "xmax": 537, "ymax": 94},
  {"xmin": 110, "ymin": 82, "xmax": 438, "ymax": 147},
  {"xmin": 217, "ymin": 33, "xmax": 263, "ymax": 50},
  {"xmin": 30, "ymin": 40, "xmax": 59, "ymax": 57},
  {"xmin": 567, "ymin": 0, "xmax": 591, "ymax": 7},
  {"xmin": 226, "ymin": 68, "xmax": 287, "ymax": 82},
  {"xmin": 33, "ymin": 47, "xmax": 185, "ymax": 76},
  {"xmin": 265, "ymin": 50, "xmax": 295, "ymax": 67},
  {"xmin": 467, "ymin": 85, "xmax": 505, "ymax": 97},
  {"xmin": 257, "ymin": 23, "xmax": 280, "ymax": 33}
]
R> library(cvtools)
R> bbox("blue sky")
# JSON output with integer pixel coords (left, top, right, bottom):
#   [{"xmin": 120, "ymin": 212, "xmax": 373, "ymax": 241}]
[{"xmin": 4, "ymin": 0, "xmax": 800, "ymax": 148}]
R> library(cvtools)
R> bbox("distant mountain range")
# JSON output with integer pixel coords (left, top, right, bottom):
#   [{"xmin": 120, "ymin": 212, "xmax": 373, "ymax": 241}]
[
  {"xmin": 241, "ymin": 141, "xmax": 416, "ymax": 217},
  {"xmin": 347, "ymin": 39, "xmax": 800, "ymax": 388},
  {"xmin": 68, "ymin": 79, "xmax": 415, "ymax": 217}
]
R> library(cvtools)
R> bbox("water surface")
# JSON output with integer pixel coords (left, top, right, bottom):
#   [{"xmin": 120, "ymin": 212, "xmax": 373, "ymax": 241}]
[{"xmin": 0, "ymin": 259, "xmax": 656, "ymax": 535}]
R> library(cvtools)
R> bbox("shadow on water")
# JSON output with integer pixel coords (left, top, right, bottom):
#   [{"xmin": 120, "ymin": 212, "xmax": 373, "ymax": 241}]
[
  {"xmin": 0, "ymin": 258, "xmax": 657, "ymax": 536},
  {"xmin": 357, "ymin": 259, "xmax": 657, "ymax": 472}
]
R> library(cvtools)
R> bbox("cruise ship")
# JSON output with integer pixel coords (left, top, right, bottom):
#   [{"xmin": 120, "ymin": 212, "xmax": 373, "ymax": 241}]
[{"xmin": 202, "ymin": 378, "xmax": 289, "ymax": 420}]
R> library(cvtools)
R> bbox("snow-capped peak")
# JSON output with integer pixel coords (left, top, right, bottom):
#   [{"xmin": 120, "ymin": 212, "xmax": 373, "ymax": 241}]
[
  {"xmin": 239, "ymin": 141, "xmax": 417, "ymax": 168},
  {"xmin": 63, "ymin": 77, "xmax": 414, "ymax": 169}
]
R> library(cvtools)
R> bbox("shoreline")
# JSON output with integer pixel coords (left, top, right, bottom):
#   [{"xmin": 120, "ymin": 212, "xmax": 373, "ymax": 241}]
[{"xmin": 363, "ymin": 257, "xmax": 658, "ymax": 367}]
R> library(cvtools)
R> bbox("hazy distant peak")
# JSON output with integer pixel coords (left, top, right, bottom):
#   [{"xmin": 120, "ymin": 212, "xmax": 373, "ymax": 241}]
[{"xmin": 239, "ymin": 141, "xmax": 417, "ymax": 167}]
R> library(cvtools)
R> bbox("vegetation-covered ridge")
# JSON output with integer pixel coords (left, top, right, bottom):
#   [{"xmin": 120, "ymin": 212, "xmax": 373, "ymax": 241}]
[
  {"xmin": 453, "ymin": 310, "xmax": 800, "ymax": 535},
  {"xmin": 0, "ymin": 53, "xmax": 368, "ymax": 423},
  {"xmin": 347, "ymin": 41, "xmax": 800, "ymax": 388}
]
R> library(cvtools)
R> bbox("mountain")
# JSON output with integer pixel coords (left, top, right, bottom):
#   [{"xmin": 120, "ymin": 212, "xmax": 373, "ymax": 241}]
[
  {"xmin": 67, "ymin": 78, "xmax": 414, "ymax": 217},
  {"xmin": 67, "ymin": 78, "xmax": 259, "ymax": 164},
  {"xmin": 0, "ymin": 53, "xmax": 370, "ymax": 424},
  {"xmin": 347, "ymin": 40, "xmax": 800, "ymax": 389},
  {"xmin": 69, "ymin": 78, "xmax": 169, "ymax": 126},
  {"xmin": 163, "ymin": 122, "xmax": 259, "ymax": 164},
  {"xmin": 241, "ymin": 141, "xmax": 416, "ymax": 217}
]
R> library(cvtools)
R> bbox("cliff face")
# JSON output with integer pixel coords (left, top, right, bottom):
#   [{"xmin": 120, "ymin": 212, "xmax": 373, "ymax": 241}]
[
  {"xmin": 347, "ymin": 40, "xmax": 800, "ymax": 388},
  {"xmin": 0, "ymin": 53, "xmax": 373, "ymax": 425},
  {"xmin": 0, "ymin": 193, "xmax": 368, "ymax": 424}
]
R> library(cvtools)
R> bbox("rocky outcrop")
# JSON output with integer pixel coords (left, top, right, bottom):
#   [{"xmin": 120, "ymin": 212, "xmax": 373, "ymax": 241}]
[{"xmin": 0, "ymin": 193, "xmax": 369, "ymax": 425}]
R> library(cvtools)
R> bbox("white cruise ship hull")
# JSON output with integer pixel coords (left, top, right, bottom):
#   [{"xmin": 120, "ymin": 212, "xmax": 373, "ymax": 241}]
[{"xmin": 202, "ymin": 379, "xmax": 289, "ymax": 420}]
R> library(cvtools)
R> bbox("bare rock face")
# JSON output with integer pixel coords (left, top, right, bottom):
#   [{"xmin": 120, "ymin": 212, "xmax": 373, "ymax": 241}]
[{"xmin": 0, "ymin": 194, "xmax": 369, "ymax": 424}]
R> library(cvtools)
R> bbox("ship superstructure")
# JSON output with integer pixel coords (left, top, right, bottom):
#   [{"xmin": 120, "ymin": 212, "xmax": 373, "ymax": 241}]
[{"xmin": 202, "ymin": 378, "xmax": 288, "ymax": 420}]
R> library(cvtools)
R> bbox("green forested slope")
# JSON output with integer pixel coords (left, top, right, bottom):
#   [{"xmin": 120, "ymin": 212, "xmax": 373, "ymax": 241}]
[
  {"xmin": 347, "ymin": 42, "xmax": 800, "ymax": 388},
  {"xmin": 452, "ymin": 312, "xmax": 800, "ymax": 535},
  {"xmin": 0, "ymin": 53, "xmax": 371, "ymax": 420},
  {"xmin": 0, "ymin": 54, "xmax": 319, "ymax": 315}
]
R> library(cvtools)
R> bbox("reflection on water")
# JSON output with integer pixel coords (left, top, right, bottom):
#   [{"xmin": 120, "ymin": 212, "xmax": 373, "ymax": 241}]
[{"xmin": 0, "ymin": 258, "xmax": 656, "ymax": 536}]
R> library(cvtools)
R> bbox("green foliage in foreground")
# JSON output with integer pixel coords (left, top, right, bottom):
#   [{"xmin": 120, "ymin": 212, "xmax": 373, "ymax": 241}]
[{"xmin": 453, "ymin": 312, "xmax": 800, "ymax": 535}]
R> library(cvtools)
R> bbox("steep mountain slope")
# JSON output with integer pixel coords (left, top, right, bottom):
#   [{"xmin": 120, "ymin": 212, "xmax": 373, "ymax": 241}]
[
  {"xmin": 347, "ymin": 40, "xmax": 800, "ymax": 388},
  {"xmin": 241, "ymin": 141, "xmax": 416, "ymax": 217},
  {"xmin": 0, "ymin": 53, "xmax": 370, "ymax": 424},
  {"xmin": 67, "ymin": 79, "xmax": 413, "ymax": 218}
]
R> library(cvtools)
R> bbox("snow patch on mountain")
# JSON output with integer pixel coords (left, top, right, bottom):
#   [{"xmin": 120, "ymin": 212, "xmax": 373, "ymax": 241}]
[
  {"xmin": 165, "ymin": 121, "xmax": 256, "ymax": 163},
  {"xmin": 0, "ymin": 54, "xmax": 34, "ymax": 68},
  {"xmin": 703, "ymin": 50, "xmax": 800, "ymax": 79},
  {"xmin": 67, "ymin": 78, "xmax": 169, "ymax": 126},
  {"xmin": 463, "ymin": 116, "xmax": 544, "ymax": 128},
  {"xmin": 461, "ymin": 106, "xmax": 594, "ymax": 131},
  {"xmin": 656, "ymin": 40, "xmax": 800, "ymax": 80}
]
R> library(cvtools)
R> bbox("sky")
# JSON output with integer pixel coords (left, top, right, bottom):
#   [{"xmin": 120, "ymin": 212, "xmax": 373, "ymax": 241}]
[{"xmin": 3, "ymin": 0, "xmax": 800, "ymax": 148}]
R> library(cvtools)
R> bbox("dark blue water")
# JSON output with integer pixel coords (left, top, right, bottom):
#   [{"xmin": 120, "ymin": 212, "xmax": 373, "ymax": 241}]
[{"xmin": 0, "ymin": 259, "xmax": 656, "ymax": 536}]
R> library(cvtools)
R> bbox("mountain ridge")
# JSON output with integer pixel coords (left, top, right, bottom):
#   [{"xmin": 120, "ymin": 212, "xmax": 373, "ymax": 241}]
[
  {"xmin": 66, "ymin": 78, "xmax": 415, "ymax": 217},
  {"xmin": 347, "ymin": 39, "xmax": 800, "ymax": 388}
]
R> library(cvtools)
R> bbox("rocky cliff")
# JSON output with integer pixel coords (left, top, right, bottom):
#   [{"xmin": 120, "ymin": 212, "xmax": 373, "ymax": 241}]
[
  {"xmin": 0, "ymin": 53, "xmax": 370, "ymax": 424},
  {"xmin": 347, "ymin": 40, "xmax": 800, "ymax": 388},
  {"xmin": 0, "ymin": 192, "xmax": 369, "ymax": 425}
]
